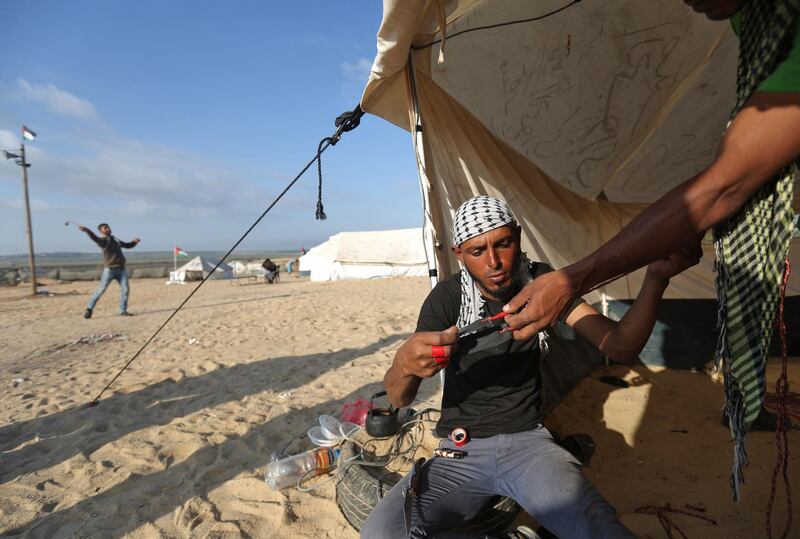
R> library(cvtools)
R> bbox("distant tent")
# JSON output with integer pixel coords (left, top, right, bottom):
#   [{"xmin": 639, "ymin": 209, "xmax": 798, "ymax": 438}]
[
  {"xmin": 299, "ymin": 228, "xmax": 428, "ymax": 282},
  {"xmin": 227, "ymin": 260, "xmax": 247, "ymax": 275},
  {"xmin": 174, "ymin": 256, "xmax": 233, "ymax": 281}
]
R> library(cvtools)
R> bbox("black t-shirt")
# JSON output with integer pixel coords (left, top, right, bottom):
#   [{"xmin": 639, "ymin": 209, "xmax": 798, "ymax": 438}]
[{"xmin": 416, "ymin": 263, "xmax": 583, "ymax": 438}]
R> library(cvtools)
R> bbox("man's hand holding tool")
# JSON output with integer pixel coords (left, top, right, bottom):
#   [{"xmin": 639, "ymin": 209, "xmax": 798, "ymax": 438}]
[{"xmin": 396, "ymin": 326, "xmax": 458, "ymax": 378}]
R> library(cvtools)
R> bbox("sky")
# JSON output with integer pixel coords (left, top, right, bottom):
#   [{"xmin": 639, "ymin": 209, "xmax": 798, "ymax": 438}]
[{"xmin": 0, "ymin": 1, "xmax": 421, "ymax": 255}]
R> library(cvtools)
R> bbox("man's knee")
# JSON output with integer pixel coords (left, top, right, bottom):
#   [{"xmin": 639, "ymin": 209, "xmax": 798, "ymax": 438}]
[
  {"xmin": 360, "ymin": 502, "xmax": 406, "ymax": 539},
  {"xmin": 359, "ymin": 475, "xmax": 409, "ymax": 539}
]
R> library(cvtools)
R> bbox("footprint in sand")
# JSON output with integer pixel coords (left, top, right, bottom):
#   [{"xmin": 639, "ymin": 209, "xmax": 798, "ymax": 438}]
[
  {"xmin": 157, "ymin": 451, "xmax": 176, "ymax": 469},
  {"xmin": 175, "ymin": 497, "xmax": 219, "ymax": 532},
  {"xmin": 174, "ymin": 497, "xmax": 244, "ymax": 536}
]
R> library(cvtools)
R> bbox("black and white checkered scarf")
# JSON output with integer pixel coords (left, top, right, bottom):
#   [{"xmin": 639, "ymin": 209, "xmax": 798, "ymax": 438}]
[
  {"xmin": 713, "ymin": 0, "xmax": 799, "ymax": 501},
  {"xmin": 453, "ymin": 196, "xmax": 522, "ymax": 326},
  {"xmin": 452, "ymin": 196, "xmax": 547, "ymax": 350}
]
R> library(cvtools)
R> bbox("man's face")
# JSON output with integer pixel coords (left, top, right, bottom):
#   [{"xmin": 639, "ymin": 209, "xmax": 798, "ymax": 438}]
[
  {"xmin": 453, "ymin": 225, "xmax": 521, "ymax": 302},
  {"xmin": 99, "ymin": 225, "xmax": 111, "ymax": 236},
  {"xmin": 683, "ymin": 0, "xmax": 745, "ymax": 21}
]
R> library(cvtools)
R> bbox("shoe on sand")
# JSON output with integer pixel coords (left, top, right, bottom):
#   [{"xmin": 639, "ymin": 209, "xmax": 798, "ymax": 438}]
[
  {"xmin": 120, "ymin": 311, "xmax": 133, "ymax": 317},
  {"xmin": 84, "ymin": 308, "xmax": 93, "ymax": 319}
]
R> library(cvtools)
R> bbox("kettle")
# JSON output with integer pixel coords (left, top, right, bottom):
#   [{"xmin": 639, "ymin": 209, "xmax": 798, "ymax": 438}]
[{"xmin": 365, "ymin": 390, "xmax": 400, "ymax": 437}]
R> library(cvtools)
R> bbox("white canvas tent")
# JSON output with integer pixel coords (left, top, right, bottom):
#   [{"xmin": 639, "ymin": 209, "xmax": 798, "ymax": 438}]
[
  {"xmin": 172, "ymin": 256, "xmax": 233, "ymax": 282},
  {"xmin": 227, "ymin": 260, "xmax": 267, "ymax": 276},
  {"xmin": 227, "ymin": 260, "xmax": 248, "ymax": 275},
  {"xmin": 299, "ymin": 228, "xmax": 429, "ymax": 282},
  {"xmin": 360, "ymin": 0, "xmax": 799, "ymax": 302}
]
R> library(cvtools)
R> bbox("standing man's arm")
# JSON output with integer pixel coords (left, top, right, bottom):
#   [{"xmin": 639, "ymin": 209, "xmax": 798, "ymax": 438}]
[
  {"xmin": 78, "ymin": 226, "xmax": 107, "ymax": 248},
  {"xmin": 504, "ymin": 91, "xmax": 800, "ymax": 340},
  {"xmin": 565, "ymin": 239, "xmax": 703, "ymax": 364},
  {"xmin": 119, "ymin": 238, "xmax": 141, "ymax": 249}
]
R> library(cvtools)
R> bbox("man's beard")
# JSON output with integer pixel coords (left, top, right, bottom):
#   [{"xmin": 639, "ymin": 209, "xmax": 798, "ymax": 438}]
[{"xmin": 467, "ymin": 251, "xmax": 523, "ymax": 303}]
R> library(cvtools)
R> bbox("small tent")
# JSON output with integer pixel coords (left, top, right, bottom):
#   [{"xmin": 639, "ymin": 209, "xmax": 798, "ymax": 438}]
[
  {"xmin": 227, "ymin": 260, "xmax": 267, "ymax": 276},
  {"xmin": 174, "ymin": 256, "xmax": 233, "ymax": 282},
  {"xmin": 299, "ymin": 228, "xmax": 429, "ymax": 282},
  {"xmin": 227, "ymin": 260, "xmax": 247, "ymax": 275}
]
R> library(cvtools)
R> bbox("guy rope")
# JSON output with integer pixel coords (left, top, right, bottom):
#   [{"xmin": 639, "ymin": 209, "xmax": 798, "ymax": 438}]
[{"xmin": 87, "ymin": 105, "xmax": 364, "ymax": 407}]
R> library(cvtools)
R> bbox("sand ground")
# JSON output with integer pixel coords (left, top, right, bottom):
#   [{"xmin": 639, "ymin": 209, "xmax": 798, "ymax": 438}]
[{"xmin": 0, "ymin": 276, "xmax": 798, "ymax": 538}]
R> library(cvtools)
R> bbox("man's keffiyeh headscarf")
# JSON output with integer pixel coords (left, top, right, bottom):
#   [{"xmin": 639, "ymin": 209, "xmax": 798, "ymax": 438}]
[
  {"xmin": 714, "ymin": 0, "xmax": 800, "ymax": 501},
  {"xmin": 452, "ymin": 196, "xmax": 534, "ymax": 328}
]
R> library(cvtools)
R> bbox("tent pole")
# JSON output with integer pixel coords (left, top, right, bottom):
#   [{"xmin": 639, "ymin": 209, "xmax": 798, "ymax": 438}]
[
  {"xmin": 601, "ymin": 289, "xmax": 611, "ymax": 366},
  {"xmin": 407, "ymin": 54, "xmax": 446, "ymax": 388},
  {"xmin": 407, "ymin": 54, "xmax": 439, "ymax": 292}
]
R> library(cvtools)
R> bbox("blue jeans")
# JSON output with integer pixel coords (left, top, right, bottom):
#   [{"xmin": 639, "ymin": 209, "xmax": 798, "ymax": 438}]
[
  {"xmin": 360, "ymin": 427, "xmax": 634, "ymax": 539},
  {"xmin": 87, "ymin": 267, "xmax": 129, "ymax": 313}
]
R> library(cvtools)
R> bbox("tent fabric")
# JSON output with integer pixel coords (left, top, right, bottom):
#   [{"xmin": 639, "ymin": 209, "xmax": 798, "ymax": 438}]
[
  {"xmin": 361, "ymin": 0, "xmax": 799, "ymax": 302},
  {"xmin": 174, "ymin": 256, "xmax": 233, "ymax": 281},
  {"xmin": 299, "ymin": 228, "xmax": 429, "ymax": 282},
  {"xmin": 228, "ymin": 260, "xmax": 267, "ymax": 276},
  {"xmin": 363, "ymin": 1, "xmax": 738, "ymax": 203},
  {"xmin": 227, "ymin": 260, "xmax": 247, "ymax": 274}
]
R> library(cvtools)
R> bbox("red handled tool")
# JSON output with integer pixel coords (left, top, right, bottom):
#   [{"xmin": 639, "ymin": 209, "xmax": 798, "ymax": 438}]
[{"xmin": 457, "ymin": 312, "xmax": 508, "ymax": 341}]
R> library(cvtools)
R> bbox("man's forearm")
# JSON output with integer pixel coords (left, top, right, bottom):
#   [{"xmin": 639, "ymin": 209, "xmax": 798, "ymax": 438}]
[
  {"xmin": 383, "ymin": 363, "xmax": 422, "ymax": 408},
  {"xmin": 600, "ymin": 271, "xmax": 669, "ymax": 362},
  {"xmin": 84, "ymin": 229, "xmax": 104, "ymax": 247},
  {"xmin": 564, "ymin": 180, "xmax": 710, "ymax": 296},
  {"xmin": 565, "ymin": 92, "xmax": 800, "ymax": 297}
]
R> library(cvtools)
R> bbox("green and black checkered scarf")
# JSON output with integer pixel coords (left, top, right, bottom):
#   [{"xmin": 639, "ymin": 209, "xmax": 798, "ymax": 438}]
[{"xmin": 713, "ymin": 0, "xmax": 800, "ymax": 501}]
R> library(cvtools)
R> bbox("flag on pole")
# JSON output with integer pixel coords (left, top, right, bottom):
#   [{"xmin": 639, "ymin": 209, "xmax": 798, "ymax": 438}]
[
  {"xmin": 22, "ymin": 125, "xmax": 36, "ymax": 141},
  {"xmin": 174, "ymin": 246, "xmax": 189, "ymax": 257}
]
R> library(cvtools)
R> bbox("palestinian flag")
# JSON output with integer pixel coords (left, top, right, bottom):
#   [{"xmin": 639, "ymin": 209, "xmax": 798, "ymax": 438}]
[
  {"xmin": 22, "ymin": 125, "xmax": 36, "ymax": 141},
  {"xmin": 174, "ymin": 246, "xmax": 188, "ymax": 257}
]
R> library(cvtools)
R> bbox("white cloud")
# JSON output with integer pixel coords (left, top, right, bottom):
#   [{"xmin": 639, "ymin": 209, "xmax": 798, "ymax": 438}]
[
  {"xmin": 23, "ymin": 132, "xmax": 266, "ymax": 217},
  {"xmin": 340, "ymin": 58, "xmax": 373, "ymax": 84},
  {"xmin": 0, "ymin": 129, "xmax": 18, "ymax": 149},
  {"xmin": 0, "ymin": 197, "xmax": 50, "ymax": 211},
  {"xmin": 17, "ymin": 79, "xmax": 98, "ymax": 120}
]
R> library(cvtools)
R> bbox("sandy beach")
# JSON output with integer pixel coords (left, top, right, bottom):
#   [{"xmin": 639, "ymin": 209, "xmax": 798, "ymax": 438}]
[{"xmin": 1, "ymin": 276, "xmax": 798, "ymax": 538}]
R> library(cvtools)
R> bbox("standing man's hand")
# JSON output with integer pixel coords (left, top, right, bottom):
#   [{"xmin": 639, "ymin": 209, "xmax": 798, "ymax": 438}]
[
  {"xmin": 502, "ymin": 270, "xmax": 577, "ymax": 341},
  {"xmin": 132, "ymin": 238, "xmax": 141, "ymax": 244},
  {"xmin": 646, "ymin": 234, "xmax": 704, "ymax": 283},
  {"xmin": 396, "ymin": 326, "xmax": 458, "ymax": 379},
  {"xmin": 78, "ymin": 225, "xmax": 88, "ymax": 233}
]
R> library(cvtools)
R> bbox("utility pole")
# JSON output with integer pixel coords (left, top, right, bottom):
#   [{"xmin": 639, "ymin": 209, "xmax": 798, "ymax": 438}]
[
  {"xmin": 4, "ymin": 142, "xmax": 38, "ymax": 295},
  {"xmin": 19, "ymin": 144, "xmax": 37, "ymax": 295}
]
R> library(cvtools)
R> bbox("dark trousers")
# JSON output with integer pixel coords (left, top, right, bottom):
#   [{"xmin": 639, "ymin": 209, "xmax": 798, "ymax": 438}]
[{"xmin": 360, "ymin": 427, "xmax": 634, "ymax": 539}]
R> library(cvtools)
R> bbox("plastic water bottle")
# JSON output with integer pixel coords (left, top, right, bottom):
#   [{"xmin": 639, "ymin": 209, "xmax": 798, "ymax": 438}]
[{"xmin": 264, "ymin": 447, "xmax": 341, "ymax": 490}]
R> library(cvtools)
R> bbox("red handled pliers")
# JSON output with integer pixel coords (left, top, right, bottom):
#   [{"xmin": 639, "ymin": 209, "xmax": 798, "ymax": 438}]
[{"xmin": 457, "ymin": 312, "xmax": 508, "ymax": 341}]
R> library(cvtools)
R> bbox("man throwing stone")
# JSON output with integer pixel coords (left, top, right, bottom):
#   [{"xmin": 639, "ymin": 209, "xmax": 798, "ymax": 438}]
[
  {"xmin": 78, "ymin": 223, "xmax": 140, "ymax": 318},
  {"xmin": 361, "ymin": 196, "xmax": 701, "ymax": 539}
]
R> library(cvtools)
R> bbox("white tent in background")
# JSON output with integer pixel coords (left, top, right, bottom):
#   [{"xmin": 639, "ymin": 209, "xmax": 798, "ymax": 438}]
[
  {"xmin": 227, "ymin": 260, "xmax": 247, "ymax": 275},
  {"xmin": 227, "ymin": 260, "xmax": 266, "ymax": 276},
  {"xmin": 173, "ymin": 256, "xmax": 233, "ymax": 282},
  {"xmin": 299, "ymin": 228, "xmax": 429, "ymax": 282}
]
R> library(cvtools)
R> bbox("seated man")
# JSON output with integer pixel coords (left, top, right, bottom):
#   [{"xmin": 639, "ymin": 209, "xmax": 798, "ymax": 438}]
[
  {"xmin": 361, "ymin": 196, "xmax": 701, "ymax": 539},
  {"xmin": 262, "ymin": 258, "xmax": 279, "ymax": 284}
]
